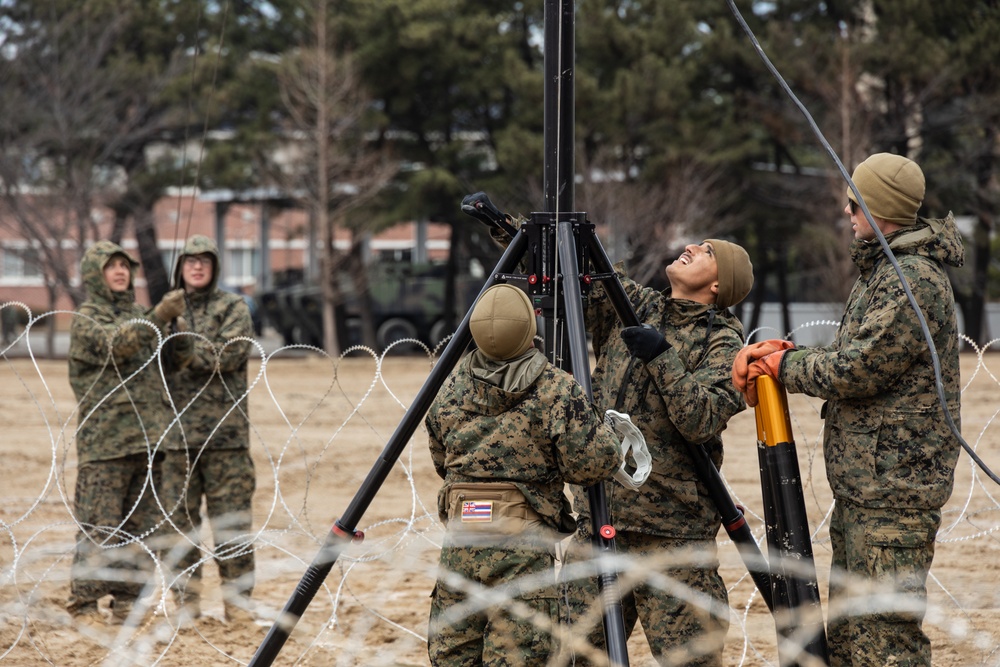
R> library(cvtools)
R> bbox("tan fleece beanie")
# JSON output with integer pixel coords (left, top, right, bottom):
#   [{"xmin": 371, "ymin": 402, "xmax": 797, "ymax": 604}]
[
  {"xmin": 847, "ymin": 153, "xmax": 925, "ymax": 224},
  {"xmin": 705, "ymin": 239, "xmax": 754, "ymax": 309},
  {"xmin": 470, "ymin": 284, "xmax": 537, "ymax": 360}
]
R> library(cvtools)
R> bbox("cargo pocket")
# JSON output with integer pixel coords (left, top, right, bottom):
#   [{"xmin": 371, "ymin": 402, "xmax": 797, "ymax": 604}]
[
  {"xmin": 863, "ymin": 511, "xmax": 938, "ymax": 595},
  {"xmin": 446, "ymin": 482, "xmax": 545, "ymax": 537}
]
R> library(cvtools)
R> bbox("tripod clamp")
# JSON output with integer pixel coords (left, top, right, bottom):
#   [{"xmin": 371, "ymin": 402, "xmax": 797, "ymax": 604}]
[{"xmin": 332, "ymin": 520, "xmax": 365, "ymax": 543}]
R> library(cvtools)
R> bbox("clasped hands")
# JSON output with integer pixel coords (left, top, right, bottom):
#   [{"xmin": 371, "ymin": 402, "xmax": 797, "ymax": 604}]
[{"xmin": 731, "ymin": 339, "xmax": 795, "ymax": 407}]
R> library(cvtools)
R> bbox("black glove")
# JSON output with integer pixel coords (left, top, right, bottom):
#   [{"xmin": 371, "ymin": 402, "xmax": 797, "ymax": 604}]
[
  {"xmin": 621, "ymin": 324, "xmax": 671, "ymax": 362},
  {"xmin": 461, "ymin": 192, "xmax": 506, "ymax": 229}
]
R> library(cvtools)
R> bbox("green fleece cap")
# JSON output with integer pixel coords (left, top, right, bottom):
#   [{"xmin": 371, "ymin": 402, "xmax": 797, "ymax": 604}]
[
  {"xmin": 847, "ymin": 153, "xmax": 925, "ymax": 224},
  {"xmin": 470, "ymin": 284, "xmax": 537, "ymax": 360},
  {"xmin": 705, "ymin": 239, "xmax": 754, "ymax": 309}
]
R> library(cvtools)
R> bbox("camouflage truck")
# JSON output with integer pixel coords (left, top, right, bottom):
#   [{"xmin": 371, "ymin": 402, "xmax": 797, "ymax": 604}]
[{"xmin": 257, "ymin": 260, "xmax": 484, "ymax": 353}]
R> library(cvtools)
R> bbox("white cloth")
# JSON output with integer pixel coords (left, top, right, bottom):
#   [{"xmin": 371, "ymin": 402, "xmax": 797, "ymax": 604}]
[{"xmin": 604, "ymin": 409, "xmax": 651, "ymax": 490}]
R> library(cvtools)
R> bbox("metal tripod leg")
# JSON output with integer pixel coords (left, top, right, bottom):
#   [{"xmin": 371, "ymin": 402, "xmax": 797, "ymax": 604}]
[{"xmin": 557, "ymin": 220, "xmax": 630, "ymax": 667}]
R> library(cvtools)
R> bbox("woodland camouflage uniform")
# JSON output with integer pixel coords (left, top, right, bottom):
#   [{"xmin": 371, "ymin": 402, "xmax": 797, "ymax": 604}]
[
  {"xmin": 562, "ymin": 263, "xmax": 746, "ymax": 667},
  {"xmin": 777, "ymin": 213, "xmax": 964, "ymax": 667},
  {"xmin": 159, "ymin": 235, "xmax": 256, "ymax": 617},
  {"xmin": 66, "ymin": 240, "xmax": 172, "ymax": 616},
  {"xmin": 425, "ymin": 283, "xmax": 621, "ymax": 667}
]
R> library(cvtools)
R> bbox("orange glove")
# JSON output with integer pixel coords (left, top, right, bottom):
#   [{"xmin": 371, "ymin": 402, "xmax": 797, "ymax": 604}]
[
  {"xmin": 732, "ymin": 339, "xmax": 795, "ymax": 393},
  {"xmin": 743, "ymin": 350, "xmax": 787, "ymax": 407}
]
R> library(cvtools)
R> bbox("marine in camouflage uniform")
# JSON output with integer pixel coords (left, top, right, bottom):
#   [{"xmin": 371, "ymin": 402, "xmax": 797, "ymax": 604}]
[
  {"xmin": 734, "ymin": 154, "xmax": 963, "ymax": 667},
  {"xmin": 67, "ymin": 241, "xmax": 181, "ymax": 621},
  {"xmin": 425, "ymin": 284, "xmax": 621, "ymax": 667},
  {"xmin": 159, "ymin": 234, "xmax": 256, "ymax": 622},
  {"xmin": 564, "ymin": 242, "xmax": 752, "ymax": 667}
]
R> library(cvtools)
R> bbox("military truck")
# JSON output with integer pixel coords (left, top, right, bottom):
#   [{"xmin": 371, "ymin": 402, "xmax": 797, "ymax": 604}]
[{"xmin": 257, "ymin": 259, "xmax": 485, "ymax": 353}]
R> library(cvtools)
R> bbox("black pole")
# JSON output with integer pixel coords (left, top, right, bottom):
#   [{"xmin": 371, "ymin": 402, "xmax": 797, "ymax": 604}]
[
  {"xmin": 755, "ymin": 376, "xmax": 828, "ymax": 665},
  {"xmin": 543, "ymin": 0, "xmax": 575, "ymax": 213},
  {"xmin": 758, "ymin": 440, "xmax": 791, "ymax": 615},
  {"xmin": 557, "ymin": 221, "xmax": 631, "ymax": 667},
  {"xmin": 543, "ymin": 1, "xmax": 631, "ymax": 663},
  {"xmin": 768, "ymin": 441, "xmax": 829, "ymax": 663},
  {"xmin": 247, "ymin": 233, "xmax": 529, "ymax": 666}
]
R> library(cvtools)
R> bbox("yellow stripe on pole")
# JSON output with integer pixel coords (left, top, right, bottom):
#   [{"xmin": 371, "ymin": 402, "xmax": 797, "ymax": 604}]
[{"xmin": 754, "ymin": 375, "xmax": 793, "ymax": 447}]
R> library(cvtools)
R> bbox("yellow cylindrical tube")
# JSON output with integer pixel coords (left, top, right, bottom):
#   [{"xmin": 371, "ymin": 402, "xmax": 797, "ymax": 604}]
[{"xmin": 754, "ymin": 375, "xmax": 792, "ymax": 447}]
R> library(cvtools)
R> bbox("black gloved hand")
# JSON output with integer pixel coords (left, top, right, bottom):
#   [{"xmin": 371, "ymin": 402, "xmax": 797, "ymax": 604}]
[
  {"xmin": 461, "ymin": 192, "xmax": 506, "ymax": 229},
  {"xmin": 621, "ymin": 324, "xmax": 671, "ymax": 362}
]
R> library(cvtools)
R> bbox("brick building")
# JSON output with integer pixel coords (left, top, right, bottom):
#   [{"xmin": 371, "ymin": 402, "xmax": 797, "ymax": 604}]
[{"xmin": 0, "ymin": 189, "xmax": 454, "ymax": 330}]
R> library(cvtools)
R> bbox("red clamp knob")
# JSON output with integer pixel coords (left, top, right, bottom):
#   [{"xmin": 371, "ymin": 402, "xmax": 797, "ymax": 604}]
[
  {"xmin": 528, "ymin": 274, "xmax": 538, "ymax": 285},
  {"xmin": 583, "ymin": 274, "xmax": 592, "ymax": 284},
  {"xmin": 332, "ymin": 522, "xmax": 365, "ymax": 543},
  {"xmin": 599, "ymin": 524, "xmax": 616, "ymax": 539}
]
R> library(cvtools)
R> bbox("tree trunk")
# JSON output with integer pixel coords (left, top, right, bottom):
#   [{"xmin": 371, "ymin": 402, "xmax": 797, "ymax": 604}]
[
  {"xmin": 320, "ymin": 251, "xmax": 341, "ymax": 357},
  {"xmin": 961, "ymin": 213, "xmax": 993, "ymax": 348},
  {"xmin": 965, "ymin": 128, "xmax": 997, "ymax": 348},
  {"xmin": 442, "ymin": 222, "xmax": 459, "ymax": 333},
  {"xmin": 348, "ymin": 239, "xmax": 377, "ymax": 351},
  {"xmin": 777, "ymin": 242, "xmax": 793, "ymax": 343},
  {"xmin": 134, "ymin": 208, "xmax": 170, "ymax": 305}
]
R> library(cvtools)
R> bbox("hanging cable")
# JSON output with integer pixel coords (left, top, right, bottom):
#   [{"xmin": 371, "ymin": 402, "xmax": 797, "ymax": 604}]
[
  {"xmin": 725, "ymin": 0, "xmax": 1000, "ymax": 485},
  {"xmin": 167, "ymin": 0, "xmax": 232, "ymax": 285},
  {"xmin": 550, "ymin": 1, "xmax": 565, "ymax": 367}
]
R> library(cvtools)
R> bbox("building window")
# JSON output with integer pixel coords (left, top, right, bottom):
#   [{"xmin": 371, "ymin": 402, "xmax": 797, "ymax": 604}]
[
  {"xmin": 224, "ymin": 247, "xmax": 258, "ymax": 287},
  {"xmin": 161, "ymin": 248, "xmax": 184, "ymax": 273},
  {"xmin": 1, "ymin": 246, "xmax": 43, "ymax": 285}
]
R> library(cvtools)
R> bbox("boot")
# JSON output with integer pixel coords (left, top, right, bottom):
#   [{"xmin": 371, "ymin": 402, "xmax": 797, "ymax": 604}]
[
  {"xmin": 173, "ymin": 590, "xmax": 202, "ymax": 620},
  {"xmin": 223, "ymin": 597, "xmax": 255, "ymax": 625},
  {"xmin": 108, "ymin": 596, "xmax": 153, "ymax": 627},
  {"xmin": 70, "ymin": 603, "xmax": 107, "ymax": 629}
]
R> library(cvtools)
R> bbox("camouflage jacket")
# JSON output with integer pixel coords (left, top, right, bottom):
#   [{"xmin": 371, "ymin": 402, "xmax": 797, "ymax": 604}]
[
  {"xmin": 69, "ymin": 241, "xmax": 171, "ymax": 464},
  {"xmin": 779, "ymin": 215, "xmax": 964, "ymax": 510},
  {"xmin": 578, "ymin": 263, "xmax": 747, "ymax": 540},
  {"xmin": 164, "ymin": 235, "xmax": 253, "ymax": 451},
  {"xmin": 425, "ymin": 347, "xmax": 621, "ymax": 533}
]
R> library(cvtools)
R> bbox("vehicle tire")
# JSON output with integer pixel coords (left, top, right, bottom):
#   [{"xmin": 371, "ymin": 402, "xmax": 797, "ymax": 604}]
[
  {"xmin": 376, "ymin": 317, "xmax": 420, "ymax": 354},
  {"xmin": 429, "ymin": 319, "xmax": 453, "ymax": 349}
]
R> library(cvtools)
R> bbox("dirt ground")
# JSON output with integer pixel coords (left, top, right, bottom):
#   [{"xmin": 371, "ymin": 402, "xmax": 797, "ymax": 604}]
[{"xmin": 1, "ymin": 348, "xmax": 999, "ymax": 667}]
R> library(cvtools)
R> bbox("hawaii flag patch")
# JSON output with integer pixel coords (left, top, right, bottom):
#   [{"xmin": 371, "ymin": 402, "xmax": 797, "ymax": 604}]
[{"xmin": 461, "ymin": 500, "xmax": 494, "ymax": 523}]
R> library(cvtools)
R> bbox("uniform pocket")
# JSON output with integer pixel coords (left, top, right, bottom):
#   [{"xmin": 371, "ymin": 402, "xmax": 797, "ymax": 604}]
[
  {"xmin": 828, "ymin": 401, "xmax": 883, "ymax": 478},
  {"xmin": 446, "ymin": 482, "xmax": 545, "ymax": 536}
]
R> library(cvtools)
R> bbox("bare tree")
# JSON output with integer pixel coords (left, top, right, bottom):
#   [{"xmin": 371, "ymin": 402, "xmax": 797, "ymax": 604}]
[
  {"xmin": 273, "ymin": 1, "xmax": 397, "ymax": 355},
  {"xmin": 0, "ymin": 7, "xmax": 149, "ymax": 352},
  {"xmin": 569, "ymin": 149, "xmax": 740, "ymax": 287},
  {"xmin": 0, "ymin": 2, "xmax": 194, "ymax": 323}
]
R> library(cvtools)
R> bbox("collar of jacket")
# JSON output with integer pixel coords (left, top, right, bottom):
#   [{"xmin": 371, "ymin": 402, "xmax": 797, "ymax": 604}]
[{"xmin": 469, "ymin": 347, "xmax": 547, "ymax": 392}]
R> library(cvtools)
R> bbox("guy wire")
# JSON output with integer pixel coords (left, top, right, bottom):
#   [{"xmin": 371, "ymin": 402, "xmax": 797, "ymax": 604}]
[{"xmin": 167, "ymin": 0, "xmax": 232, "ymax": 287}]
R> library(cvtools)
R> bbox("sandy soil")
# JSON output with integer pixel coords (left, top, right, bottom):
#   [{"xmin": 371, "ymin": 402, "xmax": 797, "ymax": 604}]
[{"xmin": 1, "ymin": 348, "xmax": 999, "ymax": 667}]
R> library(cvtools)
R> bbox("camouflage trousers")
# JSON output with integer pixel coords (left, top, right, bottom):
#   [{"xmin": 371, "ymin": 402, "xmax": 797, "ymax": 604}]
[
  {"xmin": 158, "ymin": 447, "xmax": 256, "ymax": 602},
  {"xmin": 559, "ymin": 531, "xmax": 730, "ymax": 667},
  {"xmin": 827, "ymin": 499, "xmax": 940, "ymax": 667},
  {"xmin": 429, "ymin": 532, "xmax": 560, "ymax": 667},
  {"xmin": 67, "ymin": 452, "xmax": 163, "ymax": 612}
]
